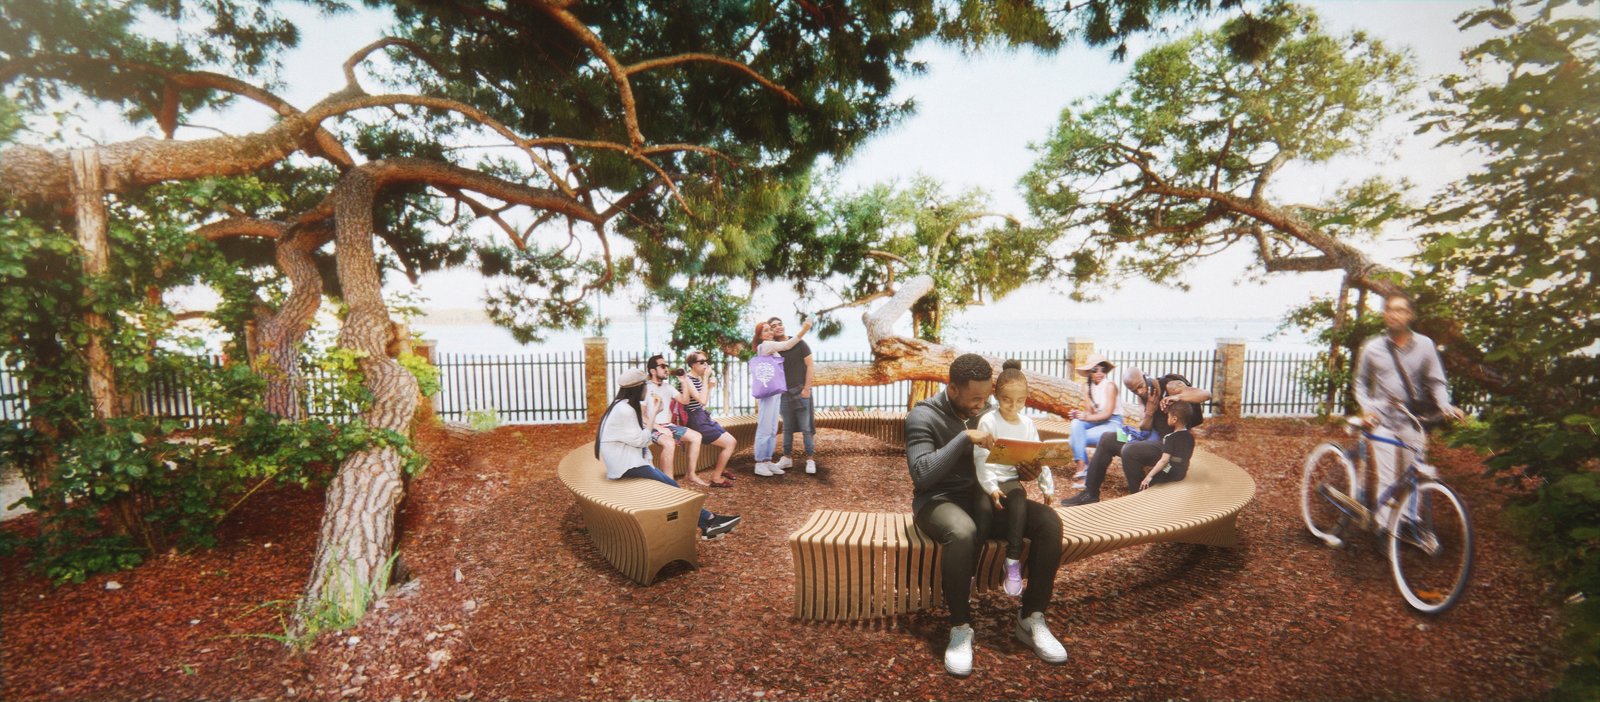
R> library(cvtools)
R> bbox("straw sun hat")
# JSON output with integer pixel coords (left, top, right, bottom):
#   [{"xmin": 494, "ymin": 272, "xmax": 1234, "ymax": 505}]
[{"xmin": 1074, "ymin": 353, "xmax": 1115, "ymax": 375}]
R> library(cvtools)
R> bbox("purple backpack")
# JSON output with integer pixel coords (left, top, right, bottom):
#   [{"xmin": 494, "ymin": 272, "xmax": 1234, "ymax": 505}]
[{"xmin": 749, "ymin": 354, "xmax": 788, "ymax": 399}]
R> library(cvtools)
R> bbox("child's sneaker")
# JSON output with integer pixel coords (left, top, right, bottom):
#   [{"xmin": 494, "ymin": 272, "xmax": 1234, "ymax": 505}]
[
  {"xmin": 754, "ymin": 462, "xmax": 777, "ymax": 477},
  {"xmin": 774, "ymin": 455, "xmax": 793, "ymax": 470},
  {"xmin": 805, "ymin": 458, "xmax": 817, "ymax": 474},
  {"xmin": 1003, "ymin": 559, "xmax": 1024, "ymax": 597}
]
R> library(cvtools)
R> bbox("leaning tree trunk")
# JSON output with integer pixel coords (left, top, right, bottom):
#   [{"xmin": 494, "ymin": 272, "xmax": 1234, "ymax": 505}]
[
  {"xmin": 256, "ymin": 225, "xmax": 334, "ymax": 419},
  {"xmin": 196, "ymin": 217, "xmax": 336, "ymax": 419},
  {"xmin": 299, "ymin": 168, "xmax": 418, "ymax": 628},
  {"xmin": 291, "ymin": 157, "xmax": 604, "ymax": 630},
  {"xmin": 905, "ymin": 302, "xmax": 942, "ymax": 409},
  {"xmin": 813, "ymin": 276, "xmax": 1102, "ymax": 421}
]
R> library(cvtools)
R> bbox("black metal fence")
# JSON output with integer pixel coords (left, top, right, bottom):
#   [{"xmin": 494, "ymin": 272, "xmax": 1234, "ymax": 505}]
[
  {"xmin": 608, "ymin": 347, "xmax": 1275, "ymax": 419},
  {"xmin": 3, "ymin": 345, "xmax": 1355, "ymax": 427},
  {"xmin": 433, "ymin": 352, "xmax": 587, "ymax": 424},
  {"xmin": 1241, "ymin": 350, "xmax": 1339, "ymax": 416}
]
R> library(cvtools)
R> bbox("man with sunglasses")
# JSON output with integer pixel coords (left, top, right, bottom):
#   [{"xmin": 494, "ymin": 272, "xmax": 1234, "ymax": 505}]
[
  {"xmin": 645, "ymin": 354, "xmax": 706, "ymax": 484},
  {"xmin": 1061, "ymin": 367, "xmax": 1210, "ymax": 506}
]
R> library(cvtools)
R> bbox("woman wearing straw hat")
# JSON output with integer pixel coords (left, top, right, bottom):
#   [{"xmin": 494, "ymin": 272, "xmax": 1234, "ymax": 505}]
[
  {"xmin": 1067, "ymin": 354, "xmax": 1121, "ymax": 489},
  {"xmin": 595, "ymin": 368, "xmax": 741, "ymax": 539}
]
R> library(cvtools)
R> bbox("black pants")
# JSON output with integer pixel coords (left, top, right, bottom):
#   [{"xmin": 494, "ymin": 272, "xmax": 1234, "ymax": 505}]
[
  {"xmin": 1082, "ymin": 437, "xmax": 1165, "ymax": 498},
  {"xmin": 1120, "ymin": 446, "xmax": 1186, "ymax": 492},
  {"xmin": 975, "ymin": 479, "xmax": 1029, "ymax": 560},
  {"xmin": 914, "ymin": 493, "xmax": 1063, "ymax": 626}
]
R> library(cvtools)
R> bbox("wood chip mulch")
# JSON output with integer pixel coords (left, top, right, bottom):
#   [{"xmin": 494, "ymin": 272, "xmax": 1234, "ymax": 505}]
[{"xmin": 1, "ymin": 417, "xmax": 1567, "ymax": 700}]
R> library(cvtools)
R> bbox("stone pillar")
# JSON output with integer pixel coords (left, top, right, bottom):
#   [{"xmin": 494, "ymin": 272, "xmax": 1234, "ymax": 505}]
[
  {"xmin": 1067, "ymin": 337, "xmax": 1096, "ymax": 374},
  {"xmin": 413, "ymin": 338, "xmax": 437, "ymax": 365},
  {"xmin": 1215, "ymin": 338, "xmax": 1247, "ymax": 418},
  {"xmin": 410, "ymin": 337, "xmax": 439, "ymax": 423},
  {"xmin": 584, "ymin": 337, "xmax": 609, "ymax": 426}
]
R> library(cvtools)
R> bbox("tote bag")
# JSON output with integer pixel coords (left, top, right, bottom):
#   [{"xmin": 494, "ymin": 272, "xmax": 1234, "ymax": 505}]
[{"xmin": 749, "ymin": 354, "xmax": 788, "ymax": 399}]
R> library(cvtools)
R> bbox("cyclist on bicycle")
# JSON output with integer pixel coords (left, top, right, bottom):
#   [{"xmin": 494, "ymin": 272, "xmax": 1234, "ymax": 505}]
[{"xmin": 1354, "ymin": 291, "xmax": 1465, "ymax": 530}]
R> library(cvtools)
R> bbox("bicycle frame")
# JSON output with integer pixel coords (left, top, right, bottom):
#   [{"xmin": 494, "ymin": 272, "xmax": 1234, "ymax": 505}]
[
  {"xmin": 1301, "ymin": 400, "xmax": 1472, "ymax": 612},
  {"xmin": 1322, "ymin": 417, "xmax": 1431, "ymax": 536}
]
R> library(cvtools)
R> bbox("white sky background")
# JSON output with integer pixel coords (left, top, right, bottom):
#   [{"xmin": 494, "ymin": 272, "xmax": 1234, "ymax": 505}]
[{"xmin": 43, "ymin": 1, "xmax": 1496, "ymax": 325}]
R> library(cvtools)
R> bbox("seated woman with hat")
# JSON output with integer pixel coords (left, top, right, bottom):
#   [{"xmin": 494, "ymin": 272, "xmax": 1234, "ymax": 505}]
[
  {"xmin": 1068, "ymin": 354, "xmax": 1121, "ymax": 489},
  {"xmin": 595, "ymin": 368, "xmax": 742, "ymax": 539}
]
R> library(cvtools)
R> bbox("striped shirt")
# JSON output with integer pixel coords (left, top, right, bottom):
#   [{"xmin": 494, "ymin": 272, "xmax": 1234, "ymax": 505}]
[{"xmin": 685, "ymin": 375, "xmax": 706, "ymax": 413}]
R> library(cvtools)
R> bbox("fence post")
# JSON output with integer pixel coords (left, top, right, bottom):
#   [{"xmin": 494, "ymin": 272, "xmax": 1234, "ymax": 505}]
[
  {"xmin": 414, "ymin": 338, "xmax": 437, "ymax": 365},
  {"xmin": 1067, "ymin": 337, "xmax": 1096, "ymax": 372},
  {"xmin": 584, "ymin": 337, "xmax": 609, "ymax": 426},
  {"xmin": 1215, "ymin": 338, "xmax": 1246, "ymax": 418}
]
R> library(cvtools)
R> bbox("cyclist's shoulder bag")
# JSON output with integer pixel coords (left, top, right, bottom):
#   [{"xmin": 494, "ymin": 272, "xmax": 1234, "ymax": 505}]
[{"xmin": 1385, "ymin": 340, "xmax": 1447, "ymax": 430}]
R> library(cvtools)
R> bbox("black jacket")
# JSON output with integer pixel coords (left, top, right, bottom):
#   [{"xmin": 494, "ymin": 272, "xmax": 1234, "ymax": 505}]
[{"xmin": 906, "ymin": 390, "xmax": 991, "ymax": 514}]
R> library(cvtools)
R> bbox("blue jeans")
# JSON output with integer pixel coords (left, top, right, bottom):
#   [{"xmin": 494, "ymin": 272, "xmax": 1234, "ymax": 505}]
[
  {"xmin": 619, "ymin": 464, "xmax": 712, "ymax": 526},
  {"xmin": 1070, "ymin": 415, "xmax": 1123, "ymax": 465},
  {"xmin": 778, "ymin": 390, "xmax": 815, "ymax": 456},
  {"xmin": 754, "ymin": 393, "xmax": 781, "ymax": 461}
]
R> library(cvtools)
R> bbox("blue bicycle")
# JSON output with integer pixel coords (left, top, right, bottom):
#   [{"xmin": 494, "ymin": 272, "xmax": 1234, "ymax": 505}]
[{"xmin": 1299, "ymin": 404, "xmax": 1474, "ymax": 614}]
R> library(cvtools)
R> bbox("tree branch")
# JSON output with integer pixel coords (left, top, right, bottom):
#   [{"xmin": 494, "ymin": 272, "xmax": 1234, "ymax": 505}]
[{"xmin": 624, "ymin": 53, "xmax": 803, "ymax": 107}]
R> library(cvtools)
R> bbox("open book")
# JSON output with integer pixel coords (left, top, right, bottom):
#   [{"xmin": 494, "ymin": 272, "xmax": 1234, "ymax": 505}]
[{"xmin": 985, "ymin": 437, "xmax": 1075, "ymax": 466}]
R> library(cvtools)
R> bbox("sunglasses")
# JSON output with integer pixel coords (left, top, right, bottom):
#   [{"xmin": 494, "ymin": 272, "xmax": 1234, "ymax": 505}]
[
  {"xmin": 652, "ymin": 363, "xmax": 669, "ymax": 369},
  {"xmin": 691, "ymin": 359, "xmax": 708, "ymax": 366}
]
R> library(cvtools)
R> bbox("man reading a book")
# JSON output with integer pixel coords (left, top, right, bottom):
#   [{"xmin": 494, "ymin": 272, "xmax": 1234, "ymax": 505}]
[{"xmin": 905, "ymin": 353, "xmax": 1067, "ymax": 677}]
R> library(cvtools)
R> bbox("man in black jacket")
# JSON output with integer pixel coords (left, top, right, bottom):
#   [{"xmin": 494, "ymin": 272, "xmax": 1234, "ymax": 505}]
[{"xmin": 906, "ymin": 354, "xmax": 1067, "ymax": 677}]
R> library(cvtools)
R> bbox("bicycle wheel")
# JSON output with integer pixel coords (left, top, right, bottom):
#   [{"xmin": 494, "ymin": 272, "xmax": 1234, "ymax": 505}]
[
  {"xmin": 1300, "ymin": 442, "xmax": 1358, "ymax": 547},
  {"xmin": 1388, "ymin": 480, "xmax": 1474, "ymax": 614}
]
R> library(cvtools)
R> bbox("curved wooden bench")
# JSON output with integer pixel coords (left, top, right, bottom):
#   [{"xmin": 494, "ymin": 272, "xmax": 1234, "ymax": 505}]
[
  {"xmin": 788, "ymin": 417, "xmax": 1257, "ymax": 621},
  {"xmin": 557, "ymin": 444, "xmax": 708, "ymax": 585},
  {"xmin": 652, "ymin": 410, "xmax": 903, "ymax": 478},
  {"xmin": 560, "ymin": 409, "xmax": 1255, "ymax": 605}
]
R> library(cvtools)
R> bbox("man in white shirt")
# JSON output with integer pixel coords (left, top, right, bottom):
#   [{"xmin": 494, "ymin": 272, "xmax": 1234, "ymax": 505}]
[
  {"xmin": 644, "ymin": 354, "xmax": 705, "ymax": 483},
  {"xmin": 1355, "ymin": 292, "xmax": 1464, "ymax": 527}
]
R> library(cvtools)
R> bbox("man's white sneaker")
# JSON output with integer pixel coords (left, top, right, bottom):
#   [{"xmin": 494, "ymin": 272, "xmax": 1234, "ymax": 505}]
[
  {"xmin": 805, "ymin": 458, "xmax": 817, "ymax": 474},
  {"xmin": 944, "ymin": 624, "xmax": 974, "ymax": 677},
  {"xmin": 774, "ymin": 455, "xmax": 793, "ymax": 470},
  {"xmin": 1014, "ymin": 612, "xmax": 1068, "ymax": 664},
  {"xmin": 754, "ymin": 462, "xmax": 776, "ymax": 477}
]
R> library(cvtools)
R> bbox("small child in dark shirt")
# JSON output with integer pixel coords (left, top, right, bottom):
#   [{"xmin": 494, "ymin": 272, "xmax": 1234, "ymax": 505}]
[{"xmin": 1136, "ymin": 401, "xmax": 1198, "ymax": 492}]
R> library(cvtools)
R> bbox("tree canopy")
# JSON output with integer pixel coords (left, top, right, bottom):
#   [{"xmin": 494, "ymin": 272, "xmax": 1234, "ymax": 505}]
[{"xmin": 1, "ymin": 0, "xmax": 1288, "ymax": 634}]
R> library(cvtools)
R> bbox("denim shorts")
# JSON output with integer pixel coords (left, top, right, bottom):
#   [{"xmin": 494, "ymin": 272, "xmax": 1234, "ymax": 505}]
[{"xmin": 651, "ymin": 425, "xmax": 689, "ymax": 443}]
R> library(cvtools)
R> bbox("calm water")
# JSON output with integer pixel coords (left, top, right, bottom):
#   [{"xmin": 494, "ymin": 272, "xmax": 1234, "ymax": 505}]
[{"xmin": 414, "ymin": 315, "xmax": 1318, "ymax": 357}]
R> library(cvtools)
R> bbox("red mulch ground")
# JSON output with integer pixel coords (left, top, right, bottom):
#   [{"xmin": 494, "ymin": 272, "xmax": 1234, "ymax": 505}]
[{"xmin": 1, "ymin": 417, "xmax": 1568, "ymax": 700}]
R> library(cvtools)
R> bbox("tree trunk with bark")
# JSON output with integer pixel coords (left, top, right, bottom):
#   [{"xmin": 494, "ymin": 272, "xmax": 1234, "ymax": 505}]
[
  {"xmin": 258, "ymin": 226, "xmax": 334, "ymax": 419},
  {"xmin": 197, "ymin": 218, "xmax": 334, "ymax": 419},
  {"xmin": 813, "ymin": 276, "xmax": 1096, "ymax": 420},
  {"xmin": 299, "ymin": 168, "xmax": 418, "ymax": 627},
  {"xmin": 297, "ymin": 159, "xmax": 600, "ymax": 629},
  {"xmin": 71, "ymin": 151, "xmax": 118, "ymax": 423}
]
